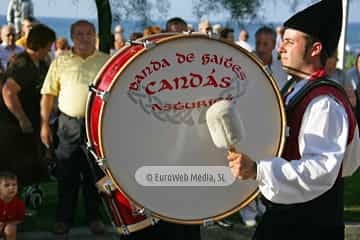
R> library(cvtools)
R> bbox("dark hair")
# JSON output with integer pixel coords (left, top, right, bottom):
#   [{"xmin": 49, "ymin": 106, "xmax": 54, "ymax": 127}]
[
  {"xmin": 130, "ymin": 32, "xmax": 144, "ymax": 41},
  {"xmin": 303, "ymin": 33, "xmax": 328, "ymax": 66},
  {"xmin": 220, "ymin": 28, "xmax": 234, "ymax": 39},
  {"xmin": 0, "ymin": 171, "xmax": 17, "ymax": 182},
  {"xmin": 70, "ymin": 20, "xmax": 96, "ymax": 39},
  {"xmin": 143, "ymin": 25, "xmax": 161, "ymax": 37},
  {"xmin": 27, "ymin": 24, "xmax": 56, "ymax": 51},
  {"xmin": 165, "ymin": 17, "xmax": 187, "ymax": 32},
  {"xmin": 255, "ymin": 26, "xmax": 276, "ymax": 42},
  {"xmin": 23, "ymin": 16, "xmax": 38, "ymax": 24}
]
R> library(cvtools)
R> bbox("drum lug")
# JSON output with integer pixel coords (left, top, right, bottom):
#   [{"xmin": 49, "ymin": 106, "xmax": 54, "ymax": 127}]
[
  {"xmin": 150, "ymin": 217, "xmax": 159, "ymax": 225},
  {"xmin": 96, "ymin": 158, "xmax": 107, "ymax": 168},
  {"xmin": 119, "ymin": 226, "xmax": 130, "ymax": 235},
  {"xmin": 286, "ymin": 126, "xmax": 290, "ymax": 137},
  {"xmin": 86, "ymin": 142, "xmax": 98, "ymax": 160},
  {"xmin": 134, "ymin": 207, "xmax": 145, "ymax": 216},
  {"xmin": 207, "ymin": 31, "xmax": 220, "ymax": 40},
  {"xmin": 127, "ymin": 39, "xmax": 156, "ymax": 49},
  {"xmin": 86, "ymin": 142, "xmax": 108, "ymax": 169},
  {"xmin": 203, "ymin": 219, "xmax": 215, "ymax": 228},
  {"xmin": 142, "ymin": 209, "xmax": 159, "ymax": 225},
  {"xmin": 88, "ymin": 84, "xmax": 110, "ymax": 102},
  {"xmin": 143, "ymin": 40, "xmax": 156, "ymax": 49}
]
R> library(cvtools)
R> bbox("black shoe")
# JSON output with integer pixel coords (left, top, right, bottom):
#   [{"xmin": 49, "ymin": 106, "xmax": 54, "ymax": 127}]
[{"xmin": 216, "ymin": 219, "xmax": 233, "ymax": 229}]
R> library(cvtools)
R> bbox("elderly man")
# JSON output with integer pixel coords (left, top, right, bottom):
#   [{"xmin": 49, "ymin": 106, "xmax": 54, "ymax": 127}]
[
  {"xmin": 113, "ymin": 24, "xmax": 126, "ymax": 51},
  {"xmin": 236, "ymin": 30, "xmax": 253, "ymax": 52},
  {"xmin": 40, "ymin": 20, "xmax": 109, "ymax": 236},
  {"xmin": 0, "ymin": 25, "xmax": 24, "ymax": 69},
  {"xmin": 255, "ymin": 26, "xmax": 288, "ymax": 89},
  {"xmin": 228, "ymin": 0, "xmax": 359, "ymax": 239}
]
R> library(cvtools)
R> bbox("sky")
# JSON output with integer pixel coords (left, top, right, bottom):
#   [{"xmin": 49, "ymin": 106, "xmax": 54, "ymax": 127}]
[{"xmin": 0, "ymin": 0, "xmax": 360, "ymax": 23}]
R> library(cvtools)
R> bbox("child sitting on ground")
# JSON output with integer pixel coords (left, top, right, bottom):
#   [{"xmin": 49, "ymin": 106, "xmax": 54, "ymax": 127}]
[{"xmin": 0, "ymin": 171, "xmax": 25, "ymax": 240}]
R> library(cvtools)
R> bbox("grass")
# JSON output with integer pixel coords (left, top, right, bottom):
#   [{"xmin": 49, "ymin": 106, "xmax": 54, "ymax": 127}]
[
  {"xmin": 344, "ymin": 169, "xmax": 360, "ymax": 221},
  {"xmin": 19, "ymin": 181, "xmax": 109, "ymax": 232},
  {"xmin": 19, "ymin": 169, "xmax": 360, "ymax": 232}
]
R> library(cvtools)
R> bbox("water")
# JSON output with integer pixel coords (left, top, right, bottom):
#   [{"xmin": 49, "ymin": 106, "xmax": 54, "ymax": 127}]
[{"xmin": 1, "ymin": 15, "xmax": 359, "ymax": 53}]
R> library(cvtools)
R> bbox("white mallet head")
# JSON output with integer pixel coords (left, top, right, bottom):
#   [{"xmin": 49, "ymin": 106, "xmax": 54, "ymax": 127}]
[{"xmin": 206, "ymin": 100, "xmax": 245, "ymax": 150}]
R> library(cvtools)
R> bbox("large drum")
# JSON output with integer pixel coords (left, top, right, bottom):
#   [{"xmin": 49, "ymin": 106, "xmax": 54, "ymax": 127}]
[{"xmin": 86, "ymin": 33, "xmax": 286, "ymax": 226}]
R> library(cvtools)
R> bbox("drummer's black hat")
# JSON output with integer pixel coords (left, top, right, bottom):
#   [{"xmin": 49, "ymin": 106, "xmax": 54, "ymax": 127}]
[{"xmin": 283, "ymin": 0, "xmax": 342, "ymax": 56}]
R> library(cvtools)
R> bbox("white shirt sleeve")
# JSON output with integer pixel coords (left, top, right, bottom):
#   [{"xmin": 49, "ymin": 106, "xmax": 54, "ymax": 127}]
[{"xmin": 256, "ymin": 95, "xmax": 349, "ymax": 204}]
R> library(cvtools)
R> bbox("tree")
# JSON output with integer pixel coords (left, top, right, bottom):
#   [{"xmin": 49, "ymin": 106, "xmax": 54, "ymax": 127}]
[
  {"xmin": 78, "ymin": 0, "xmax": 170, "ymax": 53},
  {"xmin": 73, "ymin": 0, "xmax": 320, "ymax": 53},
  {"xmin": 111, "ymin": 0, "xmax": 170, "ymax": 28},
  {"xmin": 95, "ymin": 0, "xmax": 112, "ymax": 53},
  {"xmin": 193, "ymin": 0, "xmax": 261, "ymax": 23}
]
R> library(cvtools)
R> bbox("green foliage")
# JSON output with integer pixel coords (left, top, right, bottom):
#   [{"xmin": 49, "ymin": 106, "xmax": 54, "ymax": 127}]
[
  {"xmin": 345, "ymin": 53, "xmax": 356, "ymax": 70},
  {"xmin": 111, "ymin": 0, "xmax": 170, "ymax": 28},
  {"xmin": 192, "ymin": 0, "xmax": 261, "ymax": 23},
  {"xmin": 344, "ymin": 169, "xmax": 360, "ymax": 221},
  {"xmin": 222, "ymin": 0, "xmax": 261, "ymax": 21}
]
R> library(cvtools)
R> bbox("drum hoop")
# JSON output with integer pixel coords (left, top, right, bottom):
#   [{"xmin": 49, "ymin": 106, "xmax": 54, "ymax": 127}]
[
  {"xmin": 86, "ymin": 33, "xmax": 287, "ymax": 224},
  {"xmin": 85, "ymin": 33, "xmax": 176, "ymax": 154}
]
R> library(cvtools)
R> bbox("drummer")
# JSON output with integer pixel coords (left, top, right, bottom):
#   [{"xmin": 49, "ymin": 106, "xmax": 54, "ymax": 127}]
[
  {"xmin": 228, "ymin": 1, "xmax": 357, "ymax": 239},
  {"xmin": 40, "ymin": 20, "xmax": 109, "ymax": 236}
]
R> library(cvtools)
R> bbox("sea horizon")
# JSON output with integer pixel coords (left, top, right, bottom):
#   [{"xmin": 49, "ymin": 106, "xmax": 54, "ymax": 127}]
[{"xmin": 1, "ymin": 14, "xmax": 360, "ymax": 53}]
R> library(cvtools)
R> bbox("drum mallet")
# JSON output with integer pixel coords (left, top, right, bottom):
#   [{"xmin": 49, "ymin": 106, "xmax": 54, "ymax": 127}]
[{"xmin": 206, "ymin": 100, "xmax": 245, "ymax": 152}]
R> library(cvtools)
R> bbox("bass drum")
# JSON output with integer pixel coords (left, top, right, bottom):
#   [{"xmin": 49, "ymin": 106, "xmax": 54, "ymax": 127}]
[{"xmin": 86, "ymin": 33, "xmax": 286, "ymax": 224}]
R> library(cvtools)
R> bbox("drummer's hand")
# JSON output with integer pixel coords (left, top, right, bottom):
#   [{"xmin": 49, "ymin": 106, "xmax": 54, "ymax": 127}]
[
  {"xmin": 227, "ymin": 151, "xmax": 257, "ymax": 180},
  {"xmin": 40, "ymin": 122, "xmax": 53, "ymax": 149}
]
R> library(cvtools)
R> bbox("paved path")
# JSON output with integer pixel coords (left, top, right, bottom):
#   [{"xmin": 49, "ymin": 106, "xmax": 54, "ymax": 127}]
[{"xmin": 17, "ymin": 222, "xmax": 360, "ymax": 239}]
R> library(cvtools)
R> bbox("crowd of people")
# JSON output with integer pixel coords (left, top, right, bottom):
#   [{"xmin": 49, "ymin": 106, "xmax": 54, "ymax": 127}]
[{"xmin": 0, "ymin": 0, "xmax": 359, "ymax": 239}]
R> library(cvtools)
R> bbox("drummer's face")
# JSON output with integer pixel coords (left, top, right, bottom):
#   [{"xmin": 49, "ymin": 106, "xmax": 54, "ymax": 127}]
[{"xmin": 278, "ymin": 29, "xmax": 309, "ymax": 73}]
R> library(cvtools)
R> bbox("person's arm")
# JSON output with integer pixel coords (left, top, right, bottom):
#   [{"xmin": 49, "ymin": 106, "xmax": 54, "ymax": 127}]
[
  {"xmin": 40, "ymin": 56, "xmax": 60, "ymax": 148},
  {"xmin": 344, "ymin": 69, "xmax": 358, "ymax": 107},
  {"xmin": 2, "ymin": 78, "xmax": 33, "ymax": 132},
  {"xmin": 229, "ymin": 95, "xmax": 349, "ymax": 204},
  {"xmin": 345, "ymin": 87, "xmax": 357, "ymax": 107},
  {"xmin": 40, "ymin": 94, "xmax": 55, "ymax": 148}
]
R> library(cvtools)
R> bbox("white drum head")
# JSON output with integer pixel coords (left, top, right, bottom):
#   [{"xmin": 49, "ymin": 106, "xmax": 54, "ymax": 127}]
[{"xmin": 96, "ymin": 34, "xmax": 285, "ymax": 223}]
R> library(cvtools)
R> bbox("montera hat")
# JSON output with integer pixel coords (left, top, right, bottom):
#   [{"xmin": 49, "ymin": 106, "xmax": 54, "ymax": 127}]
[{"xmin": 283, "ymin": 0, "xmax": 342, "ymax": 56}]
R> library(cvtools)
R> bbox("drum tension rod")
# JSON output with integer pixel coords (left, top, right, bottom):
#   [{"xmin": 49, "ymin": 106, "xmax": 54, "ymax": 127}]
[
  {"xmin": 203, "ymin": 219, "xmax": 215, "ymax": 228},
  {"xmin": 88, "ymin": 84, "xmax": 110, "ymax": 102},
  {"xmin": 207, "ymin": 31, "xmax": 220, "ymax": 40},
  {"xmin": 86, "ymin": 142, "xmax": 108, "ymax": 169},
  {"xmin": 119, "ymin": 226, "xmax": 130, "ymax": 235},
  {"xmin": 126, "ymin": 39, "xmax": 156, "ymax": 49},
  {"xmin": 142, "ymin": 209, "xmax": 159, "ymax": 226}
]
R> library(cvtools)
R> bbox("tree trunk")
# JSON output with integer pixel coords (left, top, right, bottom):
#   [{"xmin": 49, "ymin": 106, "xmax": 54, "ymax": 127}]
[{"xmin": 95, "ymin": 0, "xmax": 112, "ymax": 54}]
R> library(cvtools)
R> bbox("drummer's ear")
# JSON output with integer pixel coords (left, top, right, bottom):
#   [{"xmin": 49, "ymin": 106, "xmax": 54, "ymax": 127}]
[{"xmin": 309, "ymin": 42, "xmax": 322, "ymax": 58}]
